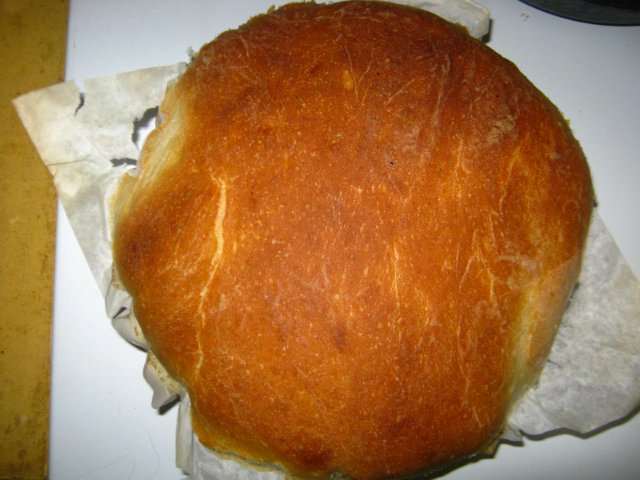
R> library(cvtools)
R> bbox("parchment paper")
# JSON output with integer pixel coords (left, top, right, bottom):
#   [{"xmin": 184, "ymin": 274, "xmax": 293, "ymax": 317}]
[{"xmin": 13, "ymin": 1, "xmax": 640, "ymax": 478}]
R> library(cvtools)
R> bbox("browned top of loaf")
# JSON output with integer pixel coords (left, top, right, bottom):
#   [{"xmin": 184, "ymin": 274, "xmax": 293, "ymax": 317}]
[{"xmin": 112, "ymin": 2, "xmax": 593, "ymax": 478}]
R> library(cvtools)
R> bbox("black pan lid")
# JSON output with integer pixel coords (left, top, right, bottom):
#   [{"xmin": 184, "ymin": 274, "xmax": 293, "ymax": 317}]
[{"xmin": 520, "ymin": 0, "xmax": 640, "ymax": 25}]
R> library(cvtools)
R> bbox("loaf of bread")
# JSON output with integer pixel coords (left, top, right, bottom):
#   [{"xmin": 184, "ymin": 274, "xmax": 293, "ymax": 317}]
[{"xmin": 112, "ymin": 2, "xmax": 593, "ymax": 478}]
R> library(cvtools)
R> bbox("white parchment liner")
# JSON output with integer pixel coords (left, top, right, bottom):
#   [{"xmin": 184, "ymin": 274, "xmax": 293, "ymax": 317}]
[{"xmin": 13, "ymin": 2, "xmax": 640, "ymax": 478}]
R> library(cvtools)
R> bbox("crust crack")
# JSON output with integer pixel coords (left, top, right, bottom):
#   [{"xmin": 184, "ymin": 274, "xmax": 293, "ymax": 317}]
[
  {"xmin": 391, "ymin": 243, "xmax": 401, "ymax": 312},
  {"xmin": 499, "ymin": 146, "xmax": 521, "ymax": 212},
  {"xmin": 195, "ymin": 178, "xmax": 228, "ymax": 379}
]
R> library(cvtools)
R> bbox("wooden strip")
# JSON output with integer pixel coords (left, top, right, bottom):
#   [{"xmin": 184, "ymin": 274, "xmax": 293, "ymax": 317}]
[{"xmin": 0, "ymin": 1, "xmax": 68, "ymax": 478}]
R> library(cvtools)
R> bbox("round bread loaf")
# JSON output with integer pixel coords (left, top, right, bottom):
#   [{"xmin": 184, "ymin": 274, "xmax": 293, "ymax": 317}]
[{"xmin": 112, "ymin": 2, "xmax": 593, "ymax": 478}]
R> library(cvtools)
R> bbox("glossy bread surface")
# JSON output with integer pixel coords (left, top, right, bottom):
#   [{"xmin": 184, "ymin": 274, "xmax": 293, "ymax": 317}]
[{"xmin": 113, "ymin": 2, "xmax": 593, "ymax": 478}]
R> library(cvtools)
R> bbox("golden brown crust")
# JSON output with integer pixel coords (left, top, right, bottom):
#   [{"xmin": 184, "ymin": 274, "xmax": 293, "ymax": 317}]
[{"xmin": 112, "ymin": 2, "xmax": 593, "ymax": 478}]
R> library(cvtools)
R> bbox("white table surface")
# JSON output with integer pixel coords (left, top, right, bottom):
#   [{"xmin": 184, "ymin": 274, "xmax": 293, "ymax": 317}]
[{"xmin": 50, "ymin": 1, "xmax": 640, "ymax": 479}]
